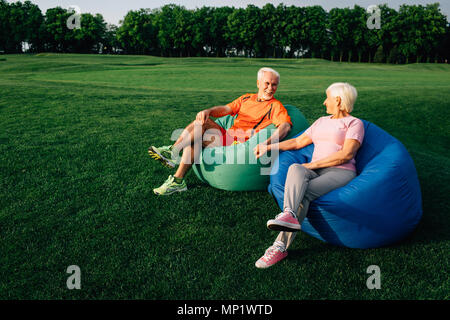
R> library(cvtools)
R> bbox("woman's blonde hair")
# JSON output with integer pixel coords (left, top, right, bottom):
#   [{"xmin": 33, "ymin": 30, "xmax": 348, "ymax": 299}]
[{"xmin": 326, "ymin": 82, "xmax": 358, "ymax": 113}]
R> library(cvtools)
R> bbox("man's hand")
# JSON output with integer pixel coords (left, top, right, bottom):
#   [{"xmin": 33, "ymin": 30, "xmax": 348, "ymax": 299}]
[
  {"xmin": 254, "ymin": 143, "xmax": 270, "ymax": 159},
  {"xmin": 195, "ymin": 110, "xmax": 210, "ymax": 125}
]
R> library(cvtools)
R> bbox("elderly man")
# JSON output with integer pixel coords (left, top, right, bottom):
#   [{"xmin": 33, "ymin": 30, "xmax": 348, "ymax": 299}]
[{"xmin": 149, "ymin": 67, "xmax": 292, "ymax": 195}]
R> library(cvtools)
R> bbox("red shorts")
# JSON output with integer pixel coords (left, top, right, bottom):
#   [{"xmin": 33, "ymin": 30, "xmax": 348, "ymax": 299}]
[
  {"xmin": 218, "ymin": 126, "xmax": 249, "ymax": 146},
  {"xmin": 218, "ymin": 126, "xmax": 233, "ymax": 146}
]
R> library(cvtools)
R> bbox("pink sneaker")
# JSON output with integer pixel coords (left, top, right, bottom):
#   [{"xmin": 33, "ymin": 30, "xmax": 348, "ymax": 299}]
[
  {"xmin": 255, "ymin": 245, "xmax": 288, "ymax": 269},
  {"xmin": 267, "ymin": 209, "xmax": 301, "ymax": 232}
]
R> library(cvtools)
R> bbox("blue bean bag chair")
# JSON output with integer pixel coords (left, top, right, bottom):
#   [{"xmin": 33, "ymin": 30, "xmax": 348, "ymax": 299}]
[{"xmin": 268, "ymin": 120, "xmax": 422, "ymax": 249}]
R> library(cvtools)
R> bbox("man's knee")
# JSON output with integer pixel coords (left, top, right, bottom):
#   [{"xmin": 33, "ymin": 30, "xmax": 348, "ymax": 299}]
[
  {"xmin": 185, "ymin": 120, "xmax": 208, "ymax": 140},
  {"xmin": 188, "ymin": 118, "xmax": 217, "ymax": 132}
]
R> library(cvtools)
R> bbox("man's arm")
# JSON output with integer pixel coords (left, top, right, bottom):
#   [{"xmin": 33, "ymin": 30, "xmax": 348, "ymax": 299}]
[{"xmin": 196, "ymin": 105, "xmax": 233, "ymax": 125}]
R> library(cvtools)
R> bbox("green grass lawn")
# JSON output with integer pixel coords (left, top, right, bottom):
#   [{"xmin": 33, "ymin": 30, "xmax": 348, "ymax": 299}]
[{"xmin": 0, "ymin": 54, "xmax": 449, "ymax": 299}]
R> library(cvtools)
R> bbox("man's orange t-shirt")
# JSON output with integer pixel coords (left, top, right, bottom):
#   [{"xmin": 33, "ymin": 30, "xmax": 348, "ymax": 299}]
[{"xmin": 225, "ymin": 93, "xmax": 292, "ymax": 141}]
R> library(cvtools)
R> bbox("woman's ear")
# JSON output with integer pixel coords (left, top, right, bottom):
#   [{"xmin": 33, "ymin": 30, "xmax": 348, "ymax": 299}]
[{"xmin": 336, "ymin": 96, "xmax": 341, "ymax": 106}]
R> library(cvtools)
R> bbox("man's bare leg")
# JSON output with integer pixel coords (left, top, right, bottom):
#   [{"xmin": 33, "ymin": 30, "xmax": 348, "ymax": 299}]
[
  {"xmin": 174, "ymin": 145, "xmax": 195, "ymax": 178},
  {"xmin": 173, "ymin": 119, "xmax": 224, "ymax": 179},
  {"xmin": 152, "ymin": 118, "xmax": 224, "ymax": 195}
]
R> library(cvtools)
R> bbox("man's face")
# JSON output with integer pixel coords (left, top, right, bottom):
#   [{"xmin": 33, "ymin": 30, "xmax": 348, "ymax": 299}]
[{"xmin": 257, "ymin": 72, "xmax": 279, "ymax": 101}]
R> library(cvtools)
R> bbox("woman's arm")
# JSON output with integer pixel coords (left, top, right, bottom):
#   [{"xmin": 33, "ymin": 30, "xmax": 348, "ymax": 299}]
[
  {"xmin": 260, "ymin": 122, "xmax": 291, "ymax": 146},
  {"xmin": 302, "ymin": 139, "xmax": 361, "ymax": 170},
  {"xmin": 254, "ymin": 132, "xmax": 313, "ymax": 159}
]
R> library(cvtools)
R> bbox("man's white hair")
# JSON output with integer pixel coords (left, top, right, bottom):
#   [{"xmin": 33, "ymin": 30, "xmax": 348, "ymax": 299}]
[
  {"xmin": 257, "ymin": 67, "xmax": 280, "ymax": 82},
  {"xmin": 326, "ymin": 82, "xmax": 358, "ymax": 113}
]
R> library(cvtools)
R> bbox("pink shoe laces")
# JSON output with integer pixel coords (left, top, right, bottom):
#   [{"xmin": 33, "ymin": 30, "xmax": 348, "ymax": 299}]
[{"xmin": 261, "ymin": 245, "xmax": 285, "ymax": 263}]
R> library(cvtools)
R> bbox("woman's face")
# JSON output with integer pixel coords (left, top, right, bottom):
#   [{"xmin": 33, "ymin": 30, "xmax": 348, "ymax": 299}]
[{"xmin": 323, "ymin": 90, "xmax": 341, "ymax": 115}]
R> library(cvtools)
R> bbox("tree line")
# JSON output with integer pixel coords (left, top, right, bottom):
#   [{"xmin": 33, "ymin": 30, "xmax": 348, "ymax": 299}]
[{"xmin": 1, "ymin": 0, "xmax": 449, "ymax": 63}]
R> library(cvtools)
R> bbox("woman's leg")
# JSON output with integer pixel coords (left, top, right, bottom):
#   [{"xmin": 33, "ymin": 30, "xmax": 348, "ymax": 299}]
[
  {"xmin": 273, "ymin": 164, "xmax": 317, "ymax": 250},
  {"xmin": 275, "ymin": 167, "xmax": 356, "ymax": 250},
  {"xmin": 283, "ymin": 164, "xmax": 318, "ymax": 214}
]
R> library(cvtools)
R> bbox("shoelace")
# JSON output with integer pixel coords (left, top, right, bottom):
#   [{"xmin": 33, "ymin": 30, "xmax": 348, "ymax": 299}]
[
  {"xmin": 275, "ymin": 209, "xmax": 297, "ymax": 220},
  {"xmin": 262, "ymin": 246, "xmax": 281, "ymax": 262},
  {"xmin": 161, "ymin": 148, "xmax": 173, "ymax": 159},
  {"xmin": 163, "ymin": 175, "xmax": 174, "ymax": 186}
]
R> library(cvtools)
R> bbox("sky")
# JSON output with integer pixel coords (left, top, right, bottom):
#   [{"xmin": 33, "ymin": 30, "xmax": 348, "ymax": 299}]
[{"xmin": 9, "ymin": 0, "xmax": 450, "ymax": 25}]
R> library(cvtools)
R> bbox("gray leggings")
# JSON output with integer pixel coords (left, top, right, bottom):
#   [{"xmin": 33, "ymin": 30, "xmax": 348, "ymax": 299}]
[{"xmin": 275, "ymin": 164, "xmax": 356, "ymax": 250}]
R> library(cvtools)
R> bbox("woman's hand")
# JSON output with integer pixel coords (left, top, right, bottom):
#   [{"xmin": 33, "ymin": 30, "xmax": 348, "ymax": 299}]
[
  {"xmin": 254, "ymin": 143, "xmax": 270, "ymax": 159},
  {"xmin": 195, "ymin": 110, "xmax": 210, "ymax": 125},
  {"xmin": 302, "ymin": 139, "xmax": 361, "ymax": 170},
  {"xmin": 301, "ymin": 162, "xmax": 316, "ymax": 170}
]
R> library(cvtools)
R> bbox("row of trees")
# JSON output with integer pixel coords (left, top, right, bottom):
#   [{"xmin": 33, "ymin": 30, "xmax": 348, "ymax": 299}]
[
  {"xmin": 1, "ymin": 1, "xmax": 449, "ymax": 63},
  {"xmin": 0, "ymin": 1, "xmax": 108, "ymax": 53}
]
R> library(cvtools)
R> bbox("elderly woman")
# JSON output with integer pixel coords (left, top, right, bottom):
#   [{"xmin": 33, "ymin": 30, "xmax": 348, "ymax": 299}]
[{"xmin": 253, "ymin": 82, "xmax": 365, "ymax": 268}]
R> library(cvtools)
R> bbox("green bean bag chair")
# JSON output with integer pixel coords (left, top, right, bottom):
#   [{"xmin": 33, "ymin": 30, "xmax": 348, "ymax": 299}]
[{"xmin": 192, "ymin": 105, "xmax": 309, "ymax": 191}]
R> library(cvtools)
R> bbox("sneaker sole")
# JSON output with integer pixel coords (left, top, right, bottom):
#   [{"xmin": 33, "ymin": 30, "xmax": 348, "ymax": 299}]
[
  {"xmin": 255, "ymin": 260, "xmax": 269, "ymax": 269},
  {"xmin": 255, "ymin": 252, "xmax": 288, "ymax": 269},
  {"xmin": 153, "ymin": 186, "xmax": 187, "ymax": 196},
  {"xmin": 148, "ymin": 147, "xmax": 175, "ymax": 169},
  {"xmin": 267, "ymin": 219, "xmax": 301, "ymax": 232}
]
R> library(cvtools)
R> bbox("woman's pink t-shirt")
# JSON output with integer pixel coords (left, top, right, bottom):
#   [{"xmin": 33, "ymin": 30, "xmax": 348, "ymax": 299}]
[{"xmin": 304, "ymin": 115, "xmax": 365, "ymax": 171}]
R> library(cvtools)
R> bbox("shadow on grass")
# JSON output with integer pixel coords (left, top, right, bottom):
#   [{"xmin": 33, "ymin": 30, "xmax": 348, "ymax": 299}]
[
  {"xmin": 286, "ymin": 241, "xmax": 338, "ymax": 262},
  {"xmin": 286, "ymin": 226, "xmax": 442, "ymax": 258},
  {"xmin": 288, "ymin": 248, "xmax": 324, "ymax": 262},
  {"xmin": 406, "ymin": 179, "xmax": 450, "ymax": 246},
  {"xmin": 287, "ymin": 229, "xmax": 427, "ymax": 259},
  {"xmin": 184, "ymin": 181, "xmax": 209, "ymax": 190}
]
